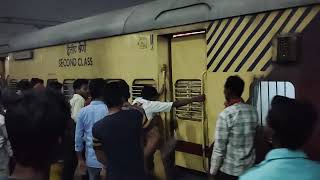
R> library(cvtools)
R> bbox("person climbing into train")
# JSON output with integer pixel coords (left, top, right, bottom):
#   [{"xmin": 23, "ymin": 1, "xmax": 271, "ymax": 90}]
[
  {"xmin": 5, "ymin": 89, "xmax": 70, "ymax": 180},
  {"xmin": 132, "ymin": 85, "xmax": 205, "ymax": 179},
  {"xmin": 240, "ymin": 96, "xmax": 320, "ymax": 180},
  {"xmin": 75, "ymin": 79, "xmax": 107, "ymax": 180},
  {"xmin": 92, "ymin": 82, "xmax": 147, "ymax": 180},
  {"xmin": 210, "ymin": 76, "xmax": 258, "ymax": 180},
  {"xmin": 70, "ymin": 79, "xmax": 89, "ymax": 122}
]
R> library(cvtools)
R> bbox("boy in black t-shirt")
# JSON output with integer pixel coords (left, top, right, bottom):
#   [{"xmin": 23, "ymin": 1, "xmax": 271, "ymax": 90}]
[{"xmin": 92, "ymin": 82, "xmax": 147, "ymax": 180}]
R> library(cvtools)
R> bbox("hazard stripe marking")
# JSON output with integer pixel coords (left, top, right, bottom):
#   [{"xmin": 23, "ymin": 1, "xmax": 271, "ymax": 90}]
[{"xmin": 206, "ymin": 6, "xmax": 319, "ymax": 72}]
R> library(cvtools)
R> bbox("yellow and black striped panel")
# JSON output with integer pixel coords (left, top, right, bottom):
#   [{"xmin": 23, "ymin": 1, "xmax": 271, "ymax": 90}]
[{"xmin": 206, "ymin": 5, "xmax": 320, "ymax": 72}]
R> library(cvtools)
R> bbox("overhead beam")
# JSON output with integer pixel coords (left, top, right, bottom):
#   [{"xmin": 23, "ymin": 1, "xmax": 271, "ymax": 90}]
[
  {"xmin": 0, "ymin": 44, "xmax": 9, "ymax": 48},
  {"xmin": 0, "ymin": 17, "xmax": 64, "ymax": 28},
  {"xmin": 0, "ymin": 44, "xmax": 9, "ymax": 56}
]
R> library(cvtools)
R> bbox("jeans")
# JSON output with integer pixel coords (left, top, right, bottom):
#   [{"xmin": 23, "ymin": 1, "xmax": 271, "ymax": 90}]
[{"xmin": 87, "ymin": 167, "xmax": 101, "ymax": 180}]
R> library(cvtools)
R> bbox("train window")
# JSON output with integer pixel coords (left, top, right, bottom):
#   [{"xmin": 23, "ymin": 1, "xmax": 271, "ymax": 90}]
[
  {"xmin": 253, "ymin": 81, "xmax": 295, "ymax": 126},
  {"xmin": 63, "ymin": 79, "xmax": 75, "ymax": 100},
  {"xmin": 175, "ymin": 79, "xmax": 202, "ymax": 121},
  {"xmin": 132, "ymin": 79, "xmax": 156, "ymax": 100},
  {"xmin": 8, "ymin": 79, "xmax": 18, "ymax": 91}
]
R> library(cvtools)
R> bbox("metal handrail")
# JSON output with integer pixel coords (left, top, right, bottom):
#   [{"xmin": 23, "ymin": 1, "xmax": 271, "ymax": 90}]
[{"xmin": 201, "ymin": 71, "xmax": 208, "ymax": 173}]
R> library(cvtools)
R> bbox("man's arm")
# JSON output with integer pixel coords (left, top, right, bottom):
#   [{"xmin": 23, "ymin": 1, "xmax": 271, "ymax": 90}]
[
  {"xmin": 210, "ymin": 115, "xmax": 229, "ymax": 175},
  {"xmin": 146, "ymin": 94, "xmax": 205, "ymax": 114},
  {"xmin": 92, "ymin": 123, "xmax": 108, "ymax": 166},
  {"xmin": 92, "ymin": 137, "xmax": 107, "ymax": 165},
  {"xmin": 74, "ymin": 112, "xmax": 86, "ymax": 173},
  {"xmin": 172, "ymin": 95, "xmax": 205, "ymax": 108}
]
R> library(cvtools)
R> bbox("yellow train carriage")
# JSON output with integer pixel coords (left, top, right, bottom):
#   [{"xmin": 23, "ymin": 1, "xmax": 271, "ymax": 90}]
[{"xmin": 6, "ymin": 0, "xmax": 320, "ymax": 179}]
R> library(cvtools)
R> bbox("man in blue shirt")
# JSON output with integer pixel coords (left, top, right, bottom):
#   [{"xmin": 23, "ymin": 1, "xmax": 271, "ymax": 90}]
[
  {"xmin": 240, "ymin": 96, "xmax": 320, "ymax": 180},
  {"xmin": 75, "ymin": 79, "xmax": 107, "ymax": 180}
]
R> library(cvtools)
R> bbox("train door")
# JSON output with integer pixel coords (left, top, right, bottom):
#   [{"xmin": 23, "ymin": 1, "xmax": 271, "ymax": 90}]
[{"xmin": 170, "ymin": 33, "xmax": 208, "ymax": 172}]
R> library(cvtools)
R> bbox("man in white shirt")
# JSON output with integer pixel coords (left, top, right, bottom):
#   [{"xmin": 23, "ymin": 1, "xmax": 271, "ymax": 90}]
[{"xmin": 70, "ymin": 79, "xmax": 89, "ymax": 122}]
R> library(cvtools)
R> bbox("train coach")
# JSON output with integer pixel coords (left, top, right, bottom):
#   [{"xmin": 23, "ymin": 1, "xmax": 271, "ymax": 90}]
[{"xmin": 5, "ymin": 0, "xmax": 320, "ymax": 179}]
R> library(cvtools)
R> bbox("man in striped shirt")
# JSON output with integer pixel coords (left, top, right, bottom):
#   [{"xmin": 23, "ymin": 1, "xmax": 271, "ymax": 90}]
[{"xmin": 210, "ymin": 76, "xmax": 258, "ymax": 180}]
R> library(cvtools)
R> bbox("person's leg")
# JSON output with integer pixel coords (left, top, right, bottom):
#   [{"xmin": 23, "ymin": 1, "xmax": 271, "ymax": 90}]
[
  {"xmin": 81, "ymin": 142, "xmax": 89, "ymax": 180},
  {"xmin": 87, "ymin": 167, "xmax": 101, "ymax": 180},
  {"xmin": 146, "ymin": 154, "xmax": 156, "ymax": 179},
  {"xmin": 160, "ymin": 137, "xmax": 177, "ymax": 180},
  {"xmin": 62, "ymin": 121, "xmax": 78, "ymax": 180},
  {"xmin": 215, "ymin": 171, "xmax": 238, "ymax": 180},
  {"xmin": 62, "ymin": 154, "xmax": 77, "ymax": 180}
]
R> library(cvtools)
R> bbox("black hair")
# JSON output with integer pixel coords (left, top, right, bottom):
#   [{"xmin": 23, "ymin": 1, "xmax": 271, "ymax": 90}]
[
  {"xmin": 224, "ymin": 76, "xmax": 245, "ymax": 97},
  {"xmin": 5, "ymin": 89, "xmax": 70, "ymax": 170},
  {"xmin": 17, "ymin": 80, "xmax": 32, "ymax": 91},
  {"xmin": 89, "ymin": 78, "xmax": 106, "ymax": 99},
  {"xmin": 117, "ymin": 80, "xmax": 130, "ymax": 101},
  {"xmin": 267, "ymin": 96, "xmax": 317, "ymax": 150},
  {"xmin": 30, "ymin": 78, "xmax": 44, "ymax": 87},
  {"xmin": 141, "ymin": 86, "xmax": 159, "ymax": 100},
  {"xmin": 104, "ymin": 82, "xmax": 123, "ymax": 108},
  {"xmin": 73, "ymin": 79, "xmax": 88, "ymax": 90},
  {"xmin": 47, "ymin": 81, "xmax": 63, "ymax": 93}
]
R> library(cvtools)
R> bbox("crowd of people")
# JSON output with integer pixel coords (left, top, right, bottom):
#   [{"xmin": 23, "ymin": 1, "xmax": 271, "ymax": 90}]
[{"xmin": 0, "ymin": 75, "xmax": 319, "ymax": 180}]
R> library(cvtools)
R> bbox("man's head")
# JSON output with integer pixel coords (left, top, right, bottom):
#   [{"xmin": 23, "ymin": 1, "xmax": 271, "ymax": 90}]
[
  {"xmin": 141, "ymin": 86, "xmax": 159, "ymax": 101},
  {"xmin": 117, "ymin": 80, "xmax": 130, "ymax": 102},
  {"xmin": 73, "ymin": 79, "xmax": 89, "ymax": 98},
  {"xmin": 30, "ymin": 78, "xmax": 45, "ymax": 90},
  {"xmin": 104, "ymin": 82, "xmax": 124, "ymax": 108},
  {"xmin": 5, "ymin": 89, "xmax": 70, "ymax": 170},
  {"xmin": 224, "ymin": 76, "xmax": 245, "ymax": 101},
  {"xmin": 267, "ymin": 96, "xmax": 318, "ymax": 150},
  {"xmin": 47, "ymin": 81, "xmax": 63, "ymax": 94},
  {"xmin": 89, "ymin": 78, "xmax": 106, "ymax": 100}
]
